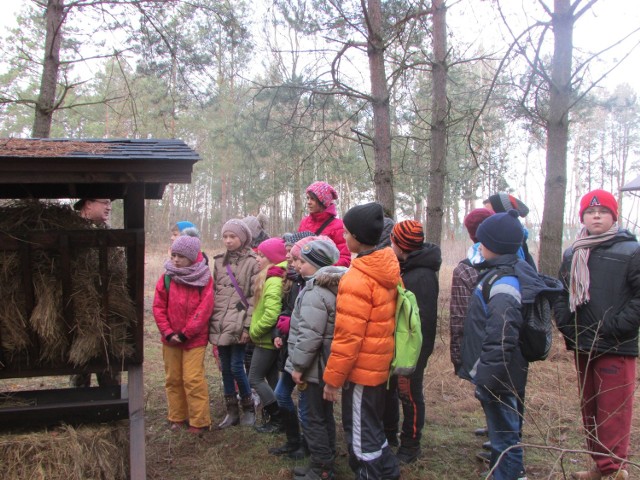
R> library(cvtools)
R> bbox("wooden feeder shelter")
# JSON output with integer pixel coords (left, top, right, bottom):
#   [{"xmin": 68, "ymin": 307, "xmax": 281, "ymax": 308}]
[{"xmin": 0, "ymin": 137, "xmax": 200, "ymax": 480}]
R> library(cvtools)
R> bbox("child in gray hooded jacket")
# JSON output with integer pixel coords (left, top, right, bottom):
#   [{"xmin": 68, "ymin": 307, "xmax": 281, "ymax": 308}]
[{"xmin": 286, "ymin": 239, "xmax": 346, "ymax": 480}]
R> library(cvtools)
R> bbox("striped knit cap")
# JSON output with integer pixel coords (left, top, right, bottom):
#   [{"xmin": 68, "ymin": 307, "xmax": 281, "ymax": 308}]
[
  {"xmin": 488, "ymin": 193, "xmax": 529, "ymax": 218},
  {"xmin": 300, "ymin": 239, "xmax": 340, "ymax": 269},
  {"xmin": 283, "ymin": 230, "xmax": 315, "ymax": 247},
  {"xmin": 391, "ymin": 220, "xmax": 424, "ymax": 252}
]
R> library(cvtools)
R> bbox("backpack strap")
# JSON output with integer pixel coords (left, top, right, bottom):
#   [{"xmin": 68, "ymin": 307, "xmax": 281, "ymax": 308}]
[
  {"xmin": 480, "ymin": 266, "xmax": 516, "ymax": 304},
  {"xmin": 164, "ymin": 273, "xmax": 204, "ymax": 296},
  {"xmin": 226, "ymin": 264, "xmax": 249, "ymax": 309},
  {"xmin": 315, "ymin": 217, "xmax": 334, "ymax": 235}
]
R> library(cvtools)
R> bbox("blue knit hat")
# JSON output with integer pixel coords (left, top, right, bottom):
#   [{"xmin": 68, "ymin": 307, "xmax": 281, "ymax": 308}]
[
  {"xmin": 176, "ymin": 220, "xmax": 195, "ymax": 232},
  {"xmin": 476, "ymin": 209, "xmax": 523, "ymax": 255}
]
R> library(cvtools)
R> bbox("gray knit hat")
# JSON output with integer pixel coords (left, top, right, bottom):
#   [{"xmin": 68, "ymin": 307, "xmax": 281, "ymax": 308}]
[
  {"xmin": 222, "ymin": 219, "xmax": 252, "ymax": 250},
  {"xmin": 300, "ymin": 239, "xmax": 340, "ymax": 269}
]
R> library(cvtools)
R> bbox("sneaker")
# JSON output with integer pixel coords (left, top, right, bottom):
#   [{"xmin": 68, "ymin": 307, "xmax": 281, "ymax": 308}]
[
  {"xmin": 476, "ymin": 451, "xmax": 491, "ymax": 463},
  {"xmin": 482, "ymin": 440, "xmax": 492, "ymax": 451},
  {"xmin": 474, "ymin": 427, "xmax": 489, "ymax": 436}
]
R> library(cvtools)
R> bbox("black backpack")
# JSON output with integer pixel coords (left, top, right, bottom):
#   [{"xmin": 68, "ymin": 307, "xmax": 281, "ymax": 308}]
[{"xmin": 481, "ymin": 266, "xmax": 561, "ymax": 362}]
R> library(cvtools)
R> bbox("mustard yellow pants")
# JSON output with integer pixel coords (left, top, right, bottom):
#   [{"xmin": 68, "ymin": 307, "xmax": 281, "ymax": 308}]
[{"xmin": 163, "ymin": 344, "xmax": 211, "ymax": 428}]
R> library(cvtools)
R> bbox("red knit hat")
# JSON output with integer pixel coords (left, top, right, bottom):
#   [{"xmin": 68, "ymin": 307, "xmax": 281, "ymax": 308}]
[
  {"xmin": 257, "ymin": 237, "xmax": 287, "ymax": 264},
  {"xmin": 391, "ymin": 220, "xmax": 424, "ymax": 252},
  {"xmin": 579, "ymin": 189, "xmax": 618, "ymax": 222},
  {"xmin": 463, "ymin": 208, "xmax": 493, "ymax": 243}
]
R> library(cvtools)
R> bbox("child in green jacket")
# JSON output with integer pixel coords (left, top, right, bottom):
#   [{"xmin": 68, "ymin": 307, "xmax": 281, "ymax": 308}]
[{"xmin": 249, "ymin": 237, "xmax": 287, "ymax": 433}]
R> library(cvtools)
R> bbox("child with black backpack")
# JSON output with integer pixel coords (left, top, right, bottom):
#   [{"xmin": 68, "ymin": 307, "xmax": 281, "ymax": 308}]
[
  {"xmin": 153, "ymin": 235, "xmax": 214, "ymax": 434},
  {"xmin": 457, "ymin": 210, "xmax": 560, "ymax": 480}
]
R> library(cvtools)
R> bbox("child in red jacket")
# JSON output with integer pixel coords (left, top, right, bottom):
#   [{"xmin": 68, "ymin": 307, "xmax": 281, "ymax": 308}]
[{"xmin": 153, "ymin": 235, "xmax": 214, "ymax": 434}]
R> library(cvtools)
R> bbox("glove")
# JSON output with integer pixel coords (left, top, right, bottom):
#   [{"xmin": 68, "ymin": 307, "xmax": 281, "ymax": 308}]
[{"xmin": 276, "ymin": 315, "xmax": 291, "ymax": 335}]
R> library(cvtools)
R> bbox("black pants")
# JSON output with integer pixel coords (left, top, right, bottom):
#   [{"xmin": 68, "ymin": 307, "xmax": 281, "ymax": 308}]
[
  {"xmin": 303, "ymin": 382, "xmax": 336, "ymax": 465},
  {"xmin": 383, "ymin": 348, "xmax": 429, "ymax": 447},
  {"xmin": 342, "ymin": 382, "xmax": 400, "ymax": 480}
]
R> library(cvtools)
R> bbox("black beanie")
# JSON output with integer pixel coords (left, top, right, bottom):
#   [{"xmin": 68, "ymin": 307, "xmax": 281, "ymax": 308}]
[
  {"xmin": 476, "ymin": 209, "xmax": 524, "ymax": 255},
  {"xmin": 343, "ymin": 202, "xmax": 384, "ymax": 246}
]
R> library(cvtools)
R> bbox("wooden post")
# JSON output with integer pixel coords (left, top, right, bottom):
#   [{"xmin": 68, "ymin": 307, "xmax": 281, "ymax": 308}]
[{"xmin": 124, "ymin": 184, "xmax": 146, "ymax": 480}]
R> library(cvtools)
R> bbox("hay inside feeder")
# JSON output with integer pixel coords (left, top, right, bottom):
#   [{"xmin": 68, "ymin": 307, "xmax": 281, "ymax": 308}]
[
  {"xmin": 0, "ymin": 200, "xmax": 136, "ymax": 369},
  {"xmin": 0, "ymin": 423, "xmax": 129, "ymax": 480}
]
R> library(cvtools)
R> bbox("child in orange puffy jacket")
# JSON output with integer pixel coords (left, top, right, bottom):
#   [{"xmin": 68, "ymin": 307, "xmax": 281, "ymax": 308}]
[
  {"xmin": 153, "ymin": 235, "xmax": 214, "ymax": 434},
  {"xmin": 322, "ymin": 202, "xmax": 401, "ymax": 480}
]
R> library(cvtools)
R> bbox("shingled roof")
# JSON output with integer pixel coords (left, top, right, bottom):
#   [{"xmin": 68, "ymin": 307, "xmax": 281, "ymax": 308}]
[{"xmin": 0, "ymin": 138, "xmax": 199, "ymax": 199}]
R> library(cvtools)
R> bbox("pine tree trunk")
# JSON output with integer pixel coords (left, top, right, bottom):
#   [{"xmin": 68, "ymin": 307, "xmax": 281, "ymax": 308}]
[
  {"xmin": 426, "ymin": 0, "xmax": 447, "ymax": 245},
  {"xmin": 32, "ymin": 0, "xmax": 65, "ymax": 138},
  {"xmin": 538, "ymin": 0, "xmax": 573, "ymax": 274},
  {"xmin": 365, "ymin": 0, "xmax": 395, "ymax": 214}
]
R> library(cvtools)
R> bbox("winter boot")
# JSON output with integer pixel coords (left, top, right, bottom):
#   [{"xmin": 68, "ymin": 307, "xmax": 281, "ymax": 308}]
[
  {"xmin": 268, "ymin": 409, "xmax": 303, "ymax": 457},
  {"xmin": 218, "ymin": 394, "xmax": 240, "ymax": 429},
  {"xmin": 396, "ymin": 444, "xmax": 421, "ymax": 464},
  {"xmin": 294, "ymin": 460, "xmax": 335, "ymax": 480},
  {"xmin": 255, "ymin": 401, "xmax": 284, "ymax": 433},
  {"xmin": 239, "ymin": 394, "xmax": 256, "ymax": 426}
]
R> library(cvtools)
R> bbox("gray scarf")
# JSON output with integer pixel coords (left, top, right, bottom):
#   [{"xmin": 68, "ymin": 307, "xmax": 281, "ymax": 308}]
[{"xmin": 164, "ymin": 259, "xmax": 211, "ymax": 287}]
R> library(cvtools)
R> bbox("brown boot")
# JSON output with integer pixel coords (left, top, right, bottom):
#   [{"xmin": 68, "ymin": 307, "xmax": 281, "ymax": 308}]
[
  {"xmin": 217, "ymin": 394, "xmax": 240, "ymax": 429},
  {"xmin": 572, "ymin": 469, "xmax": 602, "ymax": 480},
  {"xmin": 603, "ymin": 471, "xmax": 629, "ymax": 480}
]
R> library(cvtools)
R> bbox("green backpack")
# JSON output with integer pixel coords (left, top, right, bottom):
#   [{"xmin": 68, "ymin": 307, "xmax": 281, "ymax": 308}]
[{"xmin": 390, "ymin": 283, "xmax": 423, "ymax": 376}]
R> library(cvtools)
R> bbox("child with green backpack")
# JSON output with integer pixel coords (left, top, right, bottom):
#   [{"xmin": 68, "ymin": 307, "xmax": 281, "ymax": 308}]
[
  {"xmin": 384, "ymin": 220, "xmax": 441, "ymax": 464},
  {"xmin": 153, "ymin": 235, "xmax": 214, "ymax": 434}
]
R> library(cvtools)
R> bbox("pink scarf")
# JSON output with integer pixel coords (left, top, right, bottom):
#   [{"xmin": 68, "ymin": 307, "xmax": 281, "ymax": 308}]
[{"xmin": 569, "ymin": 224, "xmax": 618, "ymax": 312}]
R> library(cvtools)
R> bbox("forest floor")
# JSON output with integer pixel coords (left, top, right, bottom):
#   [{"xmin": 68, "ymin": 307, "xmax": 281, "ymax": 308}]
[{"xmin": 1, "ymin": 243, "xmax": 639, "ymax": 479}]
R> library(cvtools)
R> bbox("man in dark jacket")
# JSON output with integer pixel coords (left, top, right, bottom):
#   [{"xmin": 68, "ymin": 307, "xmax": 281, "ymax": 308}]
[
  {"xmin": 383, "ymin": 220, "xmax": 441, "ymax": 464},
  {"xmin": 458, "ymin": 210, "xmax": 552, "ymax": 480},
  {"xmin": 554, "ymin": 190, "xmax": 639, "ymax": 480}
]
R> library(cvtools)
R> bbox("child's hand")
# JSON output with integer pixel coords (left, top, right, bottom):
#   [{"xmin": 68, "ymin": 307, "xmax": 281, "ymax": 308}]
[
  {"xmin": 239, "ymin": 330, "xmax": 250, "ymax": 344},
  {"xmin": 323, "ymin": 384, "xmax": 340, "ymax": 402},
  {"xmin": 291, "ymin": 370, "xmax": 303, "ymax": 384},
  {"xmin": 274, "ymin": 337, "xmax": 283, "ymax": 349}
]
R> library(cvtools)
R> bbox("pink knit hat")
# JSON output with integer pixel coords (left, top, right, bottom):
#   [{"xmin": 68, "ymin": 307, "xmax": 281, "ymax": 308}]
[
  {"xmin": 290, "ymin": 235, "xmax": 331, "ymax": 259},
  {"xmin": 306, "ymin": 181, "xmax": 338, "ymax": 209},
  {"xmin": 257, "ymin": 237, "xmax": 287, "ymax": 264}
]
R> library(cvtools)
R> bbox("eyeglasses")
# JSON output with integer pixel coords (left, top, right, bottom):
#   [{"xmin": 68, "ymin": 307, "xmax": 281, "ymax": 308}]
[{"xmin": 583, "ymin": 207, "xmax": 611, "ymax": 216}]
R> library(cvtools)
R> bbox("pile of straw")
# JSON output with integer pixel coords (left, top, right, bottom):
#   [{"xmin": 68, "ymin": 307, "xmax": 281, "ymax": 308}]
[
  {"xmin": 0, "ymin": 423, "xmax": 129, "ymax": 480},
  {"xmin": 0, "ymin": 200, "xmax": 136, "ymax": 368}
]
